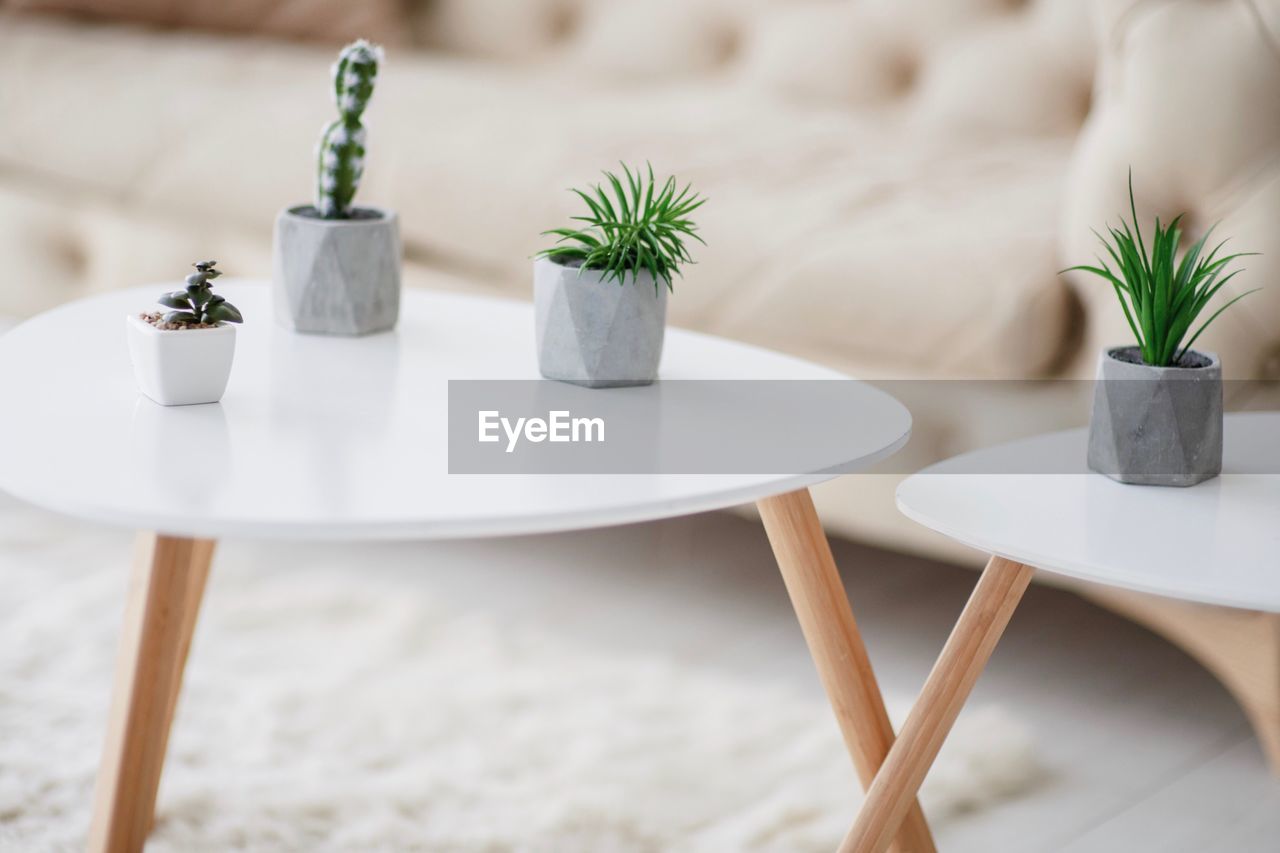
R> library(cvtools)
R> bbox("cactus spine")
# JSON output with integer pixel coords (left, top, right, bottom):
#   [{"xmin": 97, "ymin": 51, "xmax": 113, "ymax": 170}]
[{"xmin": 316, "ymin": 40, "xmax": 382, "ymax": 219}]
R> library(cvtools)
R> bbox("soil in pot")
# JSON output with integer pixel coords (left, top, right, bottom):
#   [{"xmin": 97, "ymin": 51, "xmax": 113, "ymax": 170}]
[
  {"xmin": 288, "ymin": 205, "xmax": 386, "ymax": 221},
  {"xmin": 1108, "ymin": 346, "xmax": 1213, "ymax": 369},
  {"xmin": 137, "ymin": 312, "xmax": 221, "ymax": 331}
]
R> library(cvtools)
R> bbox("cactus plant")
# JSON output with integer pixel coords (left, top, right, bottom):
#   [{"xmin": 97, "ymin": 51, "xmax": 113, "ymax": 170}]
[
  {"xmin": 155, "ymin": 261, "xmax": 243, "ymax": 326},
  {"xmin": 316, "ymin": 39, "xmax": 382, "ymax": 219}
]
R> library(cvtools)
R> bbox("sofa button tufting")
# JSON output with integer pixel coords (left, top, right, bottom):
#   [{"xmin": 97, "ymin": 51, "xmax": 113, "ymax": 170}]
[
  {"xmin": 889, "ymin": 53, "xmax": 921, "ymax": 97},
  {"xmin": 1260, "ymin": 346, "xmax": 1280, "ymax": 382},
  {"xmin": 47, "ymin": 227, "xmax": 89, "ymax": 281},
  {"xmin": 546, "ymin": 0, "xmax": 579, "ymax": 47},
  {"xmin": 710, "ymin": 22, "xmax": 741, "ymax": 67}
]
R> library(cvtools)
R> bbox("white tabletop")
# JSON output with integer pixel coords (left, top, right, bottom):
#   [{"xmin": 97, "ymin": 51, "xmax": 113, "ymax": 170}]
[
  {"xmin": 896, "ymin": 413, "xmax": 1280, "ymax": 611},
  {"xmin": 0, "ymin": 283, "xmax": 910, "ymax": 540}
]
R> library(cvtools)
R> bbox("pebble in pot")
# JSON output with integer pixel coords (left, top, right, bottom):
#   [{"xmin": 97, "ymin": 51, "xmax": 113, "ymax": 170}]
[{"xmin": 534, "ymin": 163, "xmax": 705, "ymax": 388}]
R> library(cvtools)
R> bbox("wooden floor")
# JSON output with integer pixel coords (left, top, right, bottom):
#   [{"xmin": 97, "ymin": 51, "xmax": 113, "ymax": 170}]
[{"xmin": 252, "ymin": 510, "xmax": 1280, "ymax": 852}]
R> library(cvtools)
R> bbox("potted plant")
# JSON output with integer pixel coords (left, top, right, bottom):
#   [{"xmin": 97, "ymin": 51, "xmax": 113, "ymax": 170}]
[
  {"xmin": 534, "ymin": 163, "xmax": 706, "ymax": 387},
  {"xmin": 273, "ymin": 39, "xmax": 400, "ymax": 336},
  {"xmin": 1067, "ymin": 177, "xmax": 1257, "ymax": 486},
  {"xmin": 126, "ymin": 261, "xmax": 244, "ymax": 406}
]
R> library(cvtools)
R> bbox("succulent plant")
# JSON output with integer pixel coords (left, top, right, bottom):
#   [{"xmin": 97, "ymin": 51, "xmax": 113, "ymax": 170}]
[
  {"xmin": 316, "ymin": 39, "xmax": 382, "ymax": 219},
  {"xmin": 1065, "ymin": 174, "xmax": 1258, "ymax": 367},
  {"xmin": 538, "ymin": 163, "xmax": 706, "ymax": 294},
  {"xmin": 156, "ymin": 261, "xmax": 243, "ymax": 325}
]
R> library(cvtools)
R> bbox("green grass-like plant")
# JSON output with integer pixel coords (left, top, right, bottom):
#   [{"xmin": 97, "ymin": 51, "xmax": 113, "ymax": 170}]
[
  {"xmin": 156, "ymin": 261, "xmax": 243, "ymax": 325},
  {"xmin": 1065, "ymin": 175, "xmax": 1257, "ymax": 367},
  {"xmin": 538, "ymin": 163, "xmax": 706, "ymax": 293}
]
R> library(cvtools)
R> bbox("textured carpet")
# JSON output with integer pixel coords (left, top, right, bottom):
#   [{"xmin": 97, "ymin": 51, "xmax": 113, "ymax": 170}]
[{"xmin": 0, "ymin": 499, "xmax": 1041, "ymax": 851}]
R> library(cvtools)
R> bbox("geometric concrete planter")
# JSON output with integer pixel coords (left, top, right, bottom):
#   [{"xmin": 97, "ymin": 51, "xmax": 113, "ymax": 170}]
[
  {"xmin": 533, "ymin": 256, "xmax": 667, "ymax": 388},
  {"xmin": 272, "ymin": 205, "xmax": 401, "ymax": 336},
  {"xmin": 125, "ymin": 314, "xmax": 236, "ymax": 406},
  {"xmin": 1087, "ymin": 346, "xmax": 1223, "ymax": 487}
]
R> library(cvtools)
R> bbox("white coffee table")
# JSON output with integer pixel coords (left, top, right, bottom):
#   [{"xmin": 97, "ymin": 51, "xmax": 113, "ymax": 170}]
[
  {"xmin": 0, "ymin": 282, "xmax": 936, "ymax": 853},
  {"xmin": 839, "ymin": 413, "xmax": 1280, "ymax": 853}
]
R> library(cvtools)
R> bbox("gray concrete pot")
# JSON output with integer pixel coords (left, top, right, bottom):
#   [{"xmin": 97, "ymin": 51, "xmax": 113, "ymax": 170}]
[
  {"xmin": 534, "ymin": 257, "xmax": 667, "ymax": 388},
  {"xmin": 272, "ymin": 205, "xmax": 401, "ymax": 336},
  {"xmin": 1087, "ymin": 346, "xmax": 1222, "ymax": 487}
]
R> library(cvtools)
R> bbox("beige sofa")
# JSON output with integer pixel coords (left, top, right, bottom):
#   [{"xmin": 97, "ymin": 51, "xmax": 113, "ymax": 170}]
[{"xmin": 0, "ymin": 0, "xmax": 1276, "ymax": 559}]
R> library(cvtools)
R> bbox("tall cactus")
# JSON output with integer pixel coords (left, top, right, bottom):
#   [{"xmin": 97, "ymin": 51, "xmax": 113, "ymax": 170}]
[{"xmin": 316, "ymin": 40, "xmax": 382, "ymax": 219}]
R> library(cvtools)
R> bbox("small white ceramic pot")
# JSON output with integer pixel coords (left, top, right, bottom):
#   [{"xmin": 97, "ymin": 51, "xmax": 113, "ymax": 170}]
[
  {"xmin": 126, "ymin": 315, "xmax": 236, "ymax": 406},
  {"xmin": 272, "ymin": 204, "xmax": 401, "ymax": 336},
  {"xmin": 533, "ymin": 256, "xmax": 667, "ymax": 388}
]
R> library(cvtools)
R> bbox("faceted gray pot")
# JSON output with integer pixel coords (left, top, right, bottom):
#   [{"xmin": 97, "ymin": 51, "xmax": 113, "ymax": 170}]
[
  {"xmin": 1087, "ymin": 346, "xmax": 1222, "ymax": 487},
  {"xmin": 272, "ymin": 205, "xmax": 401, "ymax": 336},
  {"xmin": 533, "ymin": 256, "xmax": 667, "ymax": 388}
]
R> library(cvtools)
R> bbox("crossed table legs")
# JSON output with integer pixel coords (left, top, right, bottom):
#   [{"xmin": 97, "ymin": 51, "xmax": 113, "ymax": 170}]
[
  {"xmin": 87, "ymin": 489, "xmax": 1028, "ymax": 853},
  {"xmin": 758, "ymin": 491, "xmax": 1034, "ymax": 853}
]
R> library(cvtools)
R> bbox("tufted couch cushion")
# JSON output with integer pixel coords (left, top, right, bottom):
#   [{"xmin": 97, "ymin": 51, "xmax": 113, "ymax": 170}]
[
  {"xmin": 1063, "ymin": 0, "xmax": 1280, "ymax": 379},
  {"xmin": 418, "ymin": 0, "xmax": 1096, "ymax": 134}
]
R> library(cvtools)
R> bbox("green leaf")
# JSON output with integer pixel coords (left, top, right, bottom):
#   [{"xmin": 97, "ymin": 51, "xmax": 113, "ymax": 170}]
[
  {"xmin": 593, "ymin": 183, "xmax": 618, "ymax": 222},
  {"xmin": 163, "ymin": 311, "xmax": 199, "ymax": 325},
  {"xmin": 1175, "ymin": 288, "xmax": 1260, "ymax": 363},
  {"xmin": 606, "ymin": 170, "xmax": 630, "ymax": 224},
  {"xmin": 642, "ymin": 162, "xmax": 655, "ymax": 218},
  {"xmin": 538, "ymin": 246, "xmax": 589, "ymax": 264},
  {"xmin": 622, "ymin": 162, "xmax": 642, "ymax": 218},
  {"xmin": 571, "ymin": 188, "xmax": 606, "ymax": 223},
  {"xmin": 158, "ymin": 293, "xmax": 191, "ymax": 310},
  {"xmin": 541, "ymin": 227, "xmax": 601, "ymax": 247},
  {"xmin": 1126, "ymin": 171, "xmax": 1152, "ymax": 279},
  {"xmin": 188, "ymin": 285, "xmax": 213, "ymax": 308},
  {"xmin": 203, "ymin": 302, "xmax": 244, "ymax": 324}
]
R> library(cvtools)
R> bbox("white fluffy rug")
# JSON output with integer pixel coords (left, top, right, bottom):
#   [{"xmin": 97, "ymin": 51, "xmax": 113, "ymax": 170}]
[{"xmin": 0, "ymin": 500, "xmax": 1041, "ymax": 852}]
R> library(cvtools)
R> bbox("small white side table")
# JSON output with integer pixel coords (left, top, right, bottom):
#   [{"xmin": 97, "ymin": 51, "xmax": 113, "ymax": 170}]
[
  {"xmin": 840, "ymin": 413, "xmax": 1280, "ymax": 853},
  {"xmin": 0, "ymin": 283, "xmax": 935, "ymax": 853}
]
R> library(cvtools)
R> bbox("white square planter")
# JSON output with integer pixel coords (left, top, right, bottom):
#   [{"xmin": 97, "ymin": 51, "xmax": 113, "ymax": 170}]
[{"xmin": 126, "ymin": 315, "xmax": 236, "ymax": 406}]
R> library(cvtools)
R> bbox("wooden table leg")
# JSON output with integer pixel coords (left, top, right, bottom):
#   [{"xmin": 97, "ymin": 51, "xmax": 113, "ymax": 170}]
[
  {"xmin": 840, "ymin": 556, "xmax": 1034, "ymax": 853},
  {"xmin": 88, "ymin": 533, "xmax": 215, "ymax": 853},
  {"xmin": 758, "ymin": 489, "xmax": 937, "ymax": 853}
]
